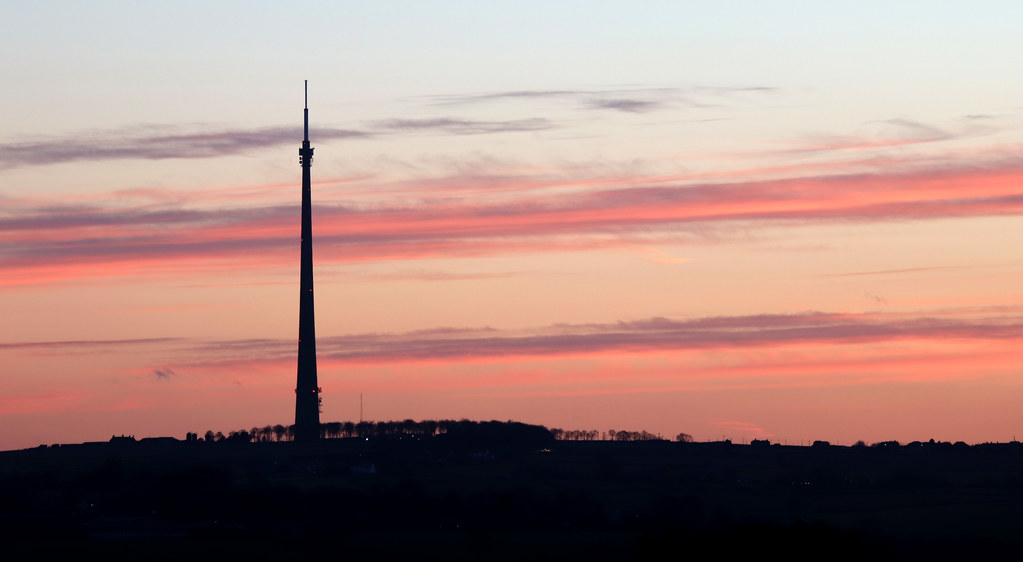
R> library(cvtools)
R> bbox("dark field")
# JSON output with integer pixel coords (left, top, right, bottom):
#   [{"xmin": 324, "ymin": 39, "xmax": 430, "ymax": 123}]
[{"xmin": 3, "ymin": 436, "xmax": 1023, "ymax": 561}]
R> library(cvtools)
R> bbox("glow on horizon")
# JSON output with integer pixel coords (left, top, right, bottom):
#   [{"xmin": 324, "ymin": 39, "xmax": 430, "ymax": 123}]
[{"xmin": 2, "ymin": 3, "xmax": 1023, "ymax": 450}]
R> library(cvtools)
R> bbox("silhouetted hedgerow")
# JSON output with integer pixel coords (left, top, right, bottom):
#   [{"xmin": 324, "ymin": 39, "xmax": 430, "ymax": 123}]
[{"xmin": 197, "ymin": 419, "xmax": 671, "ymax": 446}]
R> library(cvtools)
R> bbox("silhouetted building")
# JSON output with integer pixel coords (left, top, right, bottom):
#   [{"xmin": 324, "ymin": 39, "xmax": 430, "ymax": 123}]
[{"xmin": 294, "ymin": 81, "xmax": 321, "ymax": 442}]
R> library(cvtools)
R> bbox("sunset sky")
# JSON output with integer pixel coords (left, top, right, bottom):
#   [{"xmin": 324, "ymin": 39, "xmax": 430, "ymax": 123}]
[{"xmin": 2, "ymin": 2, "xmax": 1023, "ymax": 450}]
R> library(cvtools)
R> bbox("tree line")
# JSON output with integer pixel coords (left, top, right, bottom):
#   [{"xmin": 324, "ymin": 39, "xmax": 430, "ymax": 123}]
[
  {"xmin": 549, "ymin": 428, "xmax": 693, "ymax": 442},
  {"xmin": 190, "ymin": 420, "xmax": 684, "ymax": 444}
]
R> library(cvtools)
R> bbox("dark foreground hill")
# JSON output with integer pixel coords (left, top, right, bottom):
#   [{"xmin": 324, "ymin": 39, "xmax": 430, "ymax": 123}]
[{"xmin": 2, "ymin": 431, "xmax": 1023, "ymax": 561}]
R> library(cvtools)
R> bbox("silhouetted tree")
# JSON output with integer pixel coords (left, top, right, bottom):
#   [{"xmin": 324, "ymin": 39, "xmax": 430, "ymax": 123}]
[
  {"xmin": 227, "ymin": 430, "xmax": 251, "ymax": 443},
  {"xmin": 421, "ymin": 419, "xmax": 438, "ymax": 437},
  {"xmin": 437, "ymin": 419, "xmax": 459, "ymax": 435}
]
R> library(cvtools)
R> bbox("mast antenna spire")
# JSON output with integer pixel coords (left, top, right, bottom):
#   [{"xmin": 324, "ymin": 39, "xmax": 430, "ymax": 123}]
[{"xmin": 295, "ymin": 79, "xmax": 319, "ymax": 442}]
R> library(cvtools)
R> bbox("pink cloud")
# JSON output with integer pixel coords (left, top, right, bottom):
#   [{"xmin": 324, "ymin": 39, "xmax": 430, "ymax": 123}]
[
  {"xmin": 14, "ymin": 309, "xmax": 1011, "ymax": 370},
  {"xmin": 4, "ymin": 155, "xmax": 1023, "ymax": 285},
  {"xmin": 714, "ymin": 420, "xmax": 769, "ymax": 437}
]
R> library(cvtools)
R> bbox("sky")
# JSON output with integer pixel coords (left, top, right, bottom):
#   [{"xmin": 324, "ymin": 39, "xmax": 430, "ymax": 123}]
[{"xmin": 2, "ymin": 1, "xmax": 1023, "ymax": 450}]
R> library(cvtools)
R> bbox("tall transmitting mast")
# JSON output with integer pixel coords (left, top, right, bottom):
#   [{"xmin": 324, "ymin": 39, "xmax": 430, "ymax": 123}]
[{"xmin": 294, "ymin": 80, "xmax": 321, "ymax": 442}]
